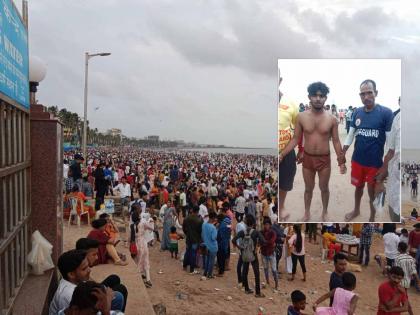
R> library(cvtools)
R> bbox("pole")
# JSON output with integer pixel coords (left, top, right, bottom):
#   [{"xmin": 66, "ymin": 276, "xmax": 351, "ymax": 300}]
[
  {"xmin": 22, "ymin": 1, "xmax": 28, "ymax": 29},
  {"xmin": 82, "ymin": 53, "xmax": 89, "ymax": 164}
]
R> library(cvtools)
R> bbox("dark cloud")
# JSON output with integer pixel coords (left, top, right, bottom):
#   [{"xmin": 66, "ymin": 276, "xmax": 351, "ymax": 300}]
[
  {"xmin": 297, "ymin": 7, "xmax": 400, "ymax": 56},
  {"xmin": 142, "ymin": 0, "xmax": 322, "ymax": 76},
  {"xmin": 28, "ymin": 1, "xmax": 419, "ymax": 148}
]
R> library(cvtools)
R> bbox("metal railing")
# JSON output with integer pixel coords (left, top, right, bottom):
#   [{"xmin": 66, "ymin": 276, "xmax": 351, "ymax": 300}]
[{"xmin": 0, "ymin": 100, "xmax": 31, "ymax": 314}]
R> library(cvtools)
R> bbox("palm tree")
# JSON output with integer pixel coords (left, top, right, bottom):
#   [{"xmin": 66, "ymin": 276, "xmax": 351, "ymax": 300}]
[{"xmin": 47, "ymin": 106, "xmax": 58, "ymax": 116}]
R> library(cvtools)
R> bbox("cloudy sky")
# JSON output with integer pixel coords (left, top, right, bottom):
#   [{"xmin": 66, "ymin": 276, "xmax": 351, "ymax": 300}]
[{"xmin": 27, "ymin": 0, "xmax": 420, "ymax": 148}]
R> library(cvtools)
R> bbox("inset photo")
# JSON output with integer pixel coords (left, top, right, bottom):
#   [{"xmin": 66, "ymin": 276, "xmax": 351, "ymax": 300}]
[{"xmin": 278, "ymin": 59, "xmax": 401, "ymax": 223}]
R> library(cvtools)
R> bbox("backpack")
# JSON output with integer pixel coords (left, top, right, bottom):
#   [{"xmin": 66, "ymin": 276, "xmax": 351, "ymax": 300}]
[{"xmin": 241, "ymin": 228, "xmax": 255, "ymax": 262}]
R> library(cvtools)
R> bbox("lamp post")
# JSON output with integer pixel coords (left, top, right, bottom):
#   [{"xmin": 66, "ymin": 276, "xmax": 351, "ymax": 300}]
[
  {"xmin": 29, "ymin": 55, "xmax": 47, "ymax": 105},
  {"xmin": 82, "ymin": 52, "xmax": 111, "ymax": 163}
]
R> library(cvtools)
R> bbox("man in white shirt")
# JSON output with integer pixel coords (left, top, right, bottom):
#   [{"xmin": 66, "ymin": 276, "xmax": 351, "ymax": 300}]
[
  {"xmin": 159, "ymin": 203, "xmax": 168, "ymax": 222},
  {"xmin": 63, "ymin": 160, "xmax": 69, "ymax": 180},
  {"xmin": 113, "ymin": 170, "xmax": 119, "ymax": 187},
  {"xmin": 198, "ymin": 197, "xmax": 208, "ymax": 222},
  {"xmin": 375, "ymin": 99, "xmax": 400, "ymax": 222},
  {"xmin": 383, "ymin": 226, "xmax": 401, "ymax": 269},
  {"xmin": 209, "ymin": 183, "xmax": 218, "ymax": 211},
  {"xmin": 114, "ymin": 177, "xmax": 131, "ymax": 210},
  {"xmin": 49, "ymin": 250, "xmax": 90, "ymax": 314},
  {"xmin": 234, "ymin": 192, "xmax": 246, "ymax": 223},
  {"xmin": 235, "ymin": 217, "xmax": 247, "ymax": 287},
  {"xmin": 243, "ymin": 186, "xmax": 251, "ymax": 200},
  {"xmin": 50, "ymin": 250, "xmax": 124, "ymax": 314},
  {"xmin": 179, "ymin": 188, "xmax": 187, "ymax": 218}
]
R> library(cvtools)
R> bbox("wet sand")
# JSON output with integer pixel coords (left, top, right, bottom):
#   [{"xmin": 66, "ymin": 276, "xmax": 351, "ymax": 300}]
[
  {"xmin": 402, "ymin": 181, "xmax": 420, "ymax": 222},
  {"xmin": 283, "ymin": 123, "xmax": 393, "ymax": 222}
]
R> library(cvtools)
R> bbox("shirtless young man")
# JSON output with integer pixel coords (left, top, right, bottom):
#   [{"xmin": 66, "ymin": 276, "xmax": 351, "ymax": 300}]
[{"xmin": 279, "ymin": 82, "xmax": 346, "ymax": 221}]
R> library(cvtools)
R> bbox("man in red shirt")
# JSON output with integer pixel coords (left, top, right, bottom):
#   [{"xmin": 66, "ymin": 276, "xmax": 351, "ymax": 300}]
[
  {"xmin": 261, "ymin": 217, "xmax": 278, "ymax": 291},
  {"xmin": 408, "ymin": 223, "xmax": 420, "ymax": 257},
  {"xmin": 377, "ymin": 266, "xmax": 408, "ymax": 315}
]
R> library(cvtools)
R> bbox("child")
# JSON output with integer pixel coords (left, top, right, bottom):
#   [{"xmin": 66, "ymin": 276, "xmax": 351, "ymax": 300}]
[
  {"xmin": 288, "ymin": 290, "xmax": 308, "ymax": 315},
  {"xmin": 321, "ymin": 226, "xmax": 341, "ymax": 262},
  {"xmin": 169, "ymin": 226, "xmax": 181, "ymax": 259},
  {"xmin": 377, "ymin": 266, "xmax": 409, "ymax": 315},
  {"xmin": 313, "ymin": 272, "xmax": 359, "ymax": 315},
  {"xmin": 152, "ymin": 215, "xmax": 160, "ymax": 245}
]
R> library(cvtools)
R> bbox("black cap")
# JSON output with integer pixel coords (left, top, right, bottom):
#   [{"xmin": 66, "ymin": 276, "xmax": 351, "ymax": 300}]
[{"xmin": 74, "ymin": 154, "xmax": 84, "ymax": 161}]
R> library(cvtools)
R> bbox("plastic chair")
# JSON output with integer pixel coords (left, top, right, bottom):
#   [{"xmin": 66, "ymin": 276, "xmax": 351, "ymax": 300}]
[{"xmin": 68, "ymin": 197, "xmax": 90, "ymax": 228}]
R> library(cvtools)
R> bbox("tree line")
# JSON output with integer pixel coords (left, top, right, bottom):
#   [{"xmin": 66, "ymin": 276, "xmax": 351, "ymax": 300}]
[{"xmin": 46, "ymin": 106, "xmax": 179, "ymax": 148}]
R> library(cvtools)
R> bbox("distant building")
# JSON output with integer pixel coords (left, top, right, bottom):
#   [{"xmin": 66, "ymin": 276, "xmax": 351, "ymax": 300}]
[
  {"xmin": 63, "ymin": 127, "xmax": 72, "ymax": 138},
  {"xmin": 146, "ymin": 135, "xmax": 159, "ymax": 142},
  {"xmin": 107, "ymin": 128, "xmax": 122, "ymax": 137}
]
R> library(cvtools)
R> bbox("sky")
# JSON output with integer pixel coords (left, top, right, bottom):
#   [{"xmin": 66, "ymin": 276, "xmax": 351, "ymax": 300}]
[
  {"xmin": 26, "ymin": 0, "xmax": 420, "ymax": 148},
  {"xmin": 278, "ymin": 59, "xmax": 401, "ymax": 111}
]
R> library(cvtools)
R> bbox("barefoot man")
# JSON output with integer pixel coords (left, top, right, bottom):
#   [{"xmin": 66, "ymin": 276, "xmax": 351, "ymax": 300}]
[
  {"xmin": 278, "ymin": 77, "xmax": 303, "ymax": 221},
  {"xmin": 279, "ymin": 82, "xmax": 346, "ymax": 221},
  {"xmin": 343, "ymin": 79, "xmax": 394, "ymax": 222}
]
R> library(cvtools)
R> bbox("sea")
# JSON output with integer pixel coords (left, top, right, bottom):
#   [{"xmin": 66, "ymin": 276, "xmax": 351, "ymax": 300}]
[
  {"xmin": 178, "ymin": 147, "xmax": 277, "ymax": 156},
  {"xmin": 402, "ymin": 149, "xmax": 420, "ymax": 163}
]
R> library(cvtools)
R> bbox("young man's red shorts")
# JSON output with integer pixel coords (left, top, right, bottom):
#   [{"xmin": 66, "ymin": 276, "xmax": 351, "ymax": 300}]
[{"xmin": 351, "ymin": 160, "xmax": 378, "ymax": 187}]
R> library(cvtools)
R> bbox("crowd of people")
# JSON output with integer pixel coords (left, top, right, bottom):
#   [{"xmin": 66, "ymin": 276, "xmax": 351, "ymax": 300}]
[{"xmin": 52, "ymin": 144, "xmax": 420, "ymax": 314}]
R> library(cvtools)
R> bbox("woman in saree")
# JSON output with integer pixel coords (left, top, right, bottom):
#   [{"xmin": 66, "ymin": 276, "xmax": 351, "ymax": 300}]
[
  {"xmin": 160, "ymin": 204, "xmax": 178, "ymax": 251},
  {"xmin": 137, "ymin": 212, "xmax": 154, "ymax": 288}
]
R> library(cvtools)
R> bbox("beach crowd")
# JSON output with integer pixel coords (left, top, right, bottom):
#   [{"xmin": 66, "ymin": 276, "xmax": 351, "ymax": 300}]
[{"xmin": 43, "ymin": 146, "xmax": 420, "ymax": 314}]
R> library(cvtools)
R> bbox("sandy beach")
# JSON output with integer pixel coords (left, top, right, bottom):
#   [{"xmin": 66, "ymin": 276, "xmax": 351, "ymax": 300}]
[
  {"xmin": 283, "ymin": 123, "xmax": 393, "ymax": 222},
  {"xmin": 146, "ymin": 226, "xmax": 420, "ymax": 314},
  {"xmin": 62, "ymin": 217, "xmax": 420, "ymax": 314}
]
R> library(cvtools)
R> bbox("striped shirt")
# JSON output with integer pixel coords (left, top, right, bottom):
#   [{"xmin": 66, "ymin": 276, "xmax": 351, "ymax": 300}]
[{"xmin": 394, "ymin": 253, "xmax": 417, "ymax": 288}]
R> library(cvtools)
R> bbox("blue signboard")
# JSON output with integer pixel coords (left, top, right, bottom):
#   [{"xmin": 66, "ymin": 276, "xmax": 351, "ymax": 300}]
[{"xmin": 0, "ymin": 0, "xmax": 29, "ymax": 108}]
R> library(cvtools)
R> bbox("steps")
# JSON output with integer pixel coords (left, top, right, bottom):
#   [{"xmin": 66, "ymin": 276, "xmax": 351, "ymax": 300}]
[{"xmin": 63, "ymin": 225, "xmax": 155, "ymax": 314}]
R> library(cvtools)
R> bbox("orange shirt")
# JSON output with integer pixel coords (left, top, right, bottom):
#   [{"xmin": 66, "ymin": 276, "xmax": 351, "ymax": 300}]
[
  {"xmin": 169, "ymin": 232, "xmax": 180, "ymax": 244},
  {"xmin": 104, "ymin": 222, "xmax": 118, "ymax": 239},
  {"xmin": 322, "ymin": 232, "xmax": 336, "ymax": 249}
]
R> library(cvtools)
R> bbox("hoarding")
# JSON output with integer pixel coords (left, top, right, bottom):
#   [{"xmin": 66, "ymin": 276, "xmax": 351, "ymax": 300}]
[{"xmin": 0, "ymin": 0, "xmax": 29, "ymax": 108}]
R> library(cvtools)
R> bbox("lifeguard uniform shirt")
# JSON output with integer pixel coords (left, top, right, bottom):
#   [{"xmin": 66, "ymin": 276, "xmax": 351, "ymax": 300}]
[{"xmin": 350, "ymin": 104, "xmax": 393, "ymax": 168}]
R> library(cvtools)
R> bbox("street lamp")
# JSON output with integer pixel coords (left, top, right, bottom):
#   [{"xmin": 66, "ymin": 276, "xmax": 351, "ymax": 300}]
[
  {"xmin": 82, "ymin": 52, "xmax": 111, "ymax": 163},
  {"xmin": 29, "ymin": 55, "xmax": 47, "ymax": 105}
]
